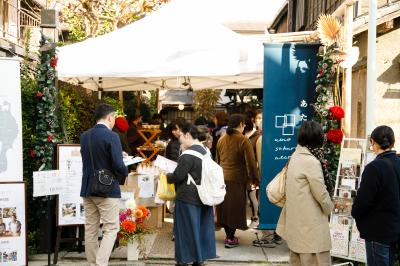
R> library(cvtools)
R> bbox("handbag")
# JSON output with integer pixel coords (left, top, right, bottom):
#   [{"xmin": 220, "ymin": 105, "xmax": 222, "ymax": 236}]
[
  {"xmin": 88, "ymin": 130, "xmax": 115, "ymax": 197},
  {"xmin": 156, "ymin": 172, "xmax": 176, "ymax": 201},
  {"xmin": 266, "ymin": 160, "xmax": 290, "ymax": 208}
]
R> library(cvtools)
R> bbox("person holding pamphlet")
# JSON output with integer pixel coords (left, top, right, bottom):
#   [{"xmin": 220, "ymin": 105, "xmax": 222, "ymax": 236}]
[{"xmin": 352, "ymin": 126, "xmax": 400, "ymax": 266}]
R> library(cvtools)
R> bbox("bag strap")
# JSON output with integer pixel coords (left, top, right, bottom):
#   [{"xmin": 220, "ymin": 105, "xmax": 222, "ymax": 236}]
[
  {"xmin": 88, "ymin": 129, "xmax": 96, "ymax": 174},
  {"xmin": 182, "ymin": 147, "xmax": 207, "ymax": 186}
]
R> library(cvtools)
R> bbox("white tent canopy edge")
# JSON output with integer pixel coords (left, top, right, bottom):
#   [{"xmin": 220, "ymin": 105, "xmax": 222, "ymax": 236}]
[{"xmin": 57, "ymin": 0, "xmax": 264, "ymax": 91}]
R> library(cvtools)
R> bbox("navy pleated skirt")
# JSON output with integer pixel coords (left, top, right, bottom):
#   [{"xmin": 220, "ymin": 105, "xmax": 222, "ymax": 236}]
[{"xmin": 174, "ymin": 200, "xmax": 217, "ymax": 264}]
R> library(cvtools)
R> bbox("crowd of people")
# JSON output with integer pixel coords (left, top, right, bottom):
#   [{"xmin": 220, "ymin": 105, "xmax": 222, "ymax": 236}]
[{"xmin": 80, "ymin": 104, "xmax": 399, "ymax": 266}]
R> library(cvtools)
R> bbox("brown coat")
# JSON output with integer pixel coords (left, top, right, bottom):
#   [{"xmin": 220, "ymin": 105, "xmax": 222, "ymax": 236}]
[
  {"xmin": 216, "ymin": 130, "xmax": 258, "ymax": 230},
  {"xmin": 276, "ymin": 145, "xmax": 334, "ymax": 254}
]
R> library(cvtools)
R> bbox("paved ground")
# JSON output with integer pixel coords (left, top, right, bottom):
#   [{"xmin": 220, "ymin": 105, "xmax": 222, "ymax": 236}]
[{"xmin": 29, "ymin": 221, "xmax": 290, "ymax": 266}]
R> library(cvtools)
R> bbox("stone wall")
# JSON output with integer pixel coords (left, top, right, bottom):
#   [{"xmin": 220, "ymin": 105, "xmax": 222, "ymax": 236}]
[{"xmin": 352, "ymin": 18, "xmax": 400, "ymax": 149}]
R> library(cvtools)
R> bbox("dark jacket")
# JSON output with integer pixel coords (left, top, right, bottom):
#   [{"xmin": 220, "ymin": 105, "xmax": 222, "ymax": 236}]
[
  {"xmin": 80, "ymin": 124, "xmax": 129, "ymax": 198},
  {"xmin": 351, "ymin": 150, "xmax": 400, "ymax": 244},
  {"xmin": 166, "ymin": 144, "xmax": 206, "ymax": 205},
  {"xmin": 165, "ymin": 138, "xmax": 180, "ymax": 162}
]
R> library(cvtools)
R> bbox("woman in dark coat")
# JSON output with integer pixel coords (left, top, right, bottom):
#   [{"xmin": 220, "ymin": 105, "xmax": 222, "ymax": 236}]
[
  {"xmin": 216, "ymin": 114, "xmax": 259, "ymax": 248},
  {"xmin": 352, "ymin": 125, "xmax": 400, "ymax": 266},
  {"xmin": 165, "ymin": 122, "xmax": 182, "ymax": 162},
  {"xmin": 167, "ymin": 123, "xmax": 216, "ymax": 266}
]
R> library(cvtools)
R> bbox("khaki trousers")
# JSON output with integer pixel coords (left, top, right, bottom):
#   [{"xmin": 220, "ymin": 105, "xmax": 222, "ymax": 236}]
[
  {"xmin": 289, "ymin": 250, "xmax": 331, "ymax": 266},
  {"xmin": 83, "ymin": 197, "xmax": 120, "ymax": 266}
]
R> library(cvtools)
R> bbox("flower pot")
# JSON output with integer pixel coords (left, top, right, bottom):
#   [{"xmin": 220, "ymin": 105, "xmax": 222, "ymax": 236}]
[
  {"xmin": 127, "ymin": 240, "xmax": 139, "ymax": 261},
  {"xmin": 126, "ymin": 240, "xmax": 139, "ymax": 261}
]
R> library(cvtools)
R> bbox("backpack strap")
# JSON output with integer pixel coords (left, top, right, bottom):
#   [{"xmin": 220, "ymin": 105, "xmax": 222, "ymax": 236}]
[
  {"xmin": 181, "ymin": 149, "xmax": 205, "ymax": 160},
  {"xmin": 182, "ymin": 148, "xmax": 206, "ymax": 186}
]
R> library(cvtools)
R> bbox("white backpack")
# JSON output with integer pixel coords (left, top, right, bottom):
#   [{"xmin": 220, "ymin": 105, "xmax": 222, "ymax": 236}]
[{"xmin": 182, "ymin": 148, "xmax": 226, "ymax": 206}]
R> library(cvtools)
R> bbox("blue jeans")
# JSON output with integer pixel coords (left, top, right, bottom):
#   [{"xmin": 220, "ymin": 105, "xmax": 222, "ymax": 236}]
[{"xmin": 365, "ymin": 241, "xmax": 395, "ymax": 266}]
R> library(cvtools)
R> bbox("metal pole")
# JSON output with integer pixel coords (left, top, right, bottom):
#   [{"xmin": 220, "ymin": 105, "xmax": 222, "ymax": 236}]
[
  {"xmin": 343, "ymin": 3, "xmax": 354, "ymax": 137},
  {"xmin": 366, "ymin": 0, "xmax": 377, "ymax": 135}
]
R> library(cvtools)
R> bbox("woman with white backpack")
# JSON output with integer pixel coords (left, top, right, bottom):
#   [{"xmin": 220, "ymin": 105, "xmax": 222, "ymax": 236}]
[{"xmin": 167, "ymin": 122, "xmax": 216, "ymax": 266}]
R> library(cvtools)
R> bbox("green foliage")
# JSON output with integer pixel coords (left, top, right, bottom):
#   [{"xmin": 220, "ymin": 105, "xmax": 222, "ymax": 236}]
[
  {"xmin": 312, "ymin": 45, "xmax": 342, "ymax": 196},
  {"xmin": 20, "ymin": 73, "xmax": 47, "ymax": 255},
  {"xmin": 34, "ymin": 36, "xmax": 59, "ymax": 170},
  {"xmin": 194, "ymin": 89, "xmax": 221, "ymax": 119}
]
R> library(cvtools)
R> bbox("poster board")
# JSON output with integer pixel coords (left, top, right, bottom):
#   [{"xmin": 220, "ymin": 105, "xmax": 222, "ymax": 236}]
[
  {"xmin": 0, "ymin": 182, "xmax": 27, "ymax": 265},
  {"xmin": 57, "ymin": 144, "xmax": 85, "ymax": 226},
  {"xmin": 330, "ymin": 138, "xmax": 367, "ymax": 262},
  {"xmin": 0, "ymin": 58, "xmax": 23, "ymax": 182}
]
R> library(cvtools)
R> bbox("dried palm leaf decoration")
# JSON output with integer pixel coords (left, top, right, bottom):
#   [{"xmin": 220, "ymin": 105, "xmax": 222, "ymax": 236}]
[{"xmin": 317, "ymin": 14, "xmax": 342, "ymax": 46}]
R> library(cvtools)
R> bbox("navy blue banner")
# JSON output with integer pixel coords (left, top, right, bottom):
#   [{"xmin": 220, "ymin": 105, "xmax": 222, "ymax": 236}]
[{"xmin": 259, "ymin": 43, "xmax": 319, "ymax": 230}]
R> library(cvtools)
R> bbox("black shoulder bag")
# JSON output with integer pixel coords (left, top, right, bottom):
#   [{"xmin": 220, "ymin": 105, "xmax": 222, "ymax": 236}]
[{"xmin": 88, "ymin": 130, "xmax": 115, "ymax": 197}]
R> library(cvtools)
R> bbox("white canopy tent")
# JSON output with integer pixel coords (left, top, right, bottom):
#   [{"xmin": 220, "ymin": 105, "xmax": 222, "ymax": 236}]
[{"xmin": 57, "ymin": 0, "xmax": 264, "ymax": 91}]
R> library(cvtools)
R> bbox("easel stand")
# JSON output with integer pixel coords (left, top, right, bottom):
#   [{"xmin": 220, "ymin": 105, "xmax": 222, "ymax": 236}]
[
  {"xmin": 53, "ymin": 225, "xmax": 84, "ymax": 264},
  {"xmin": 46, "ymin": 195, "xmax": 57, "ymax": 266}
]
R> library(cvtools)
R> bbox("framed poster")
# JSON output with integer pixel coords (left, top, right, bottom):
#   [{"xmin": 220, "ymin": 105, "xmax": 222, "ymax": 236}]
[
  {"xmin": 57, "ymin": 144, "xmax": 85, "ymax": 226},
  {"xmin": 0, "ymin": 182, "xmax": 27, "ymax": 266},
  {"xmin": 0, "ymin": 58, "xmax": 23, "ymax": 182}
]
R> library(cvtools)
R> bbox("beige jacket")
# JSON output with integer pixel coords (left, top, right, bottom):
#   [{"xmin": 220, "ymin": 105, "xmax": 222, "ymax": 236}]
[{"xmin": 276, "ymin": 145, "xmax": 334, "ymax": 254}]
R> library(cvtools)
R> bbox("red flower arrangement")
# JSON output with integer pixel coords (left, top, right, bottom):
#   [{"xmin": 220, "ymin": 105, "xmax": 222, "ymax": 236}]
[
  {"xmin": 115, "ymin": 117, "xmax": 129, "ymax": 133},
  {"xmin": 327, "ymin": 129, "xmax": 343, "ymax": 144},
  {"xmin": 329, "ymin": 106, "xmax": 345, "ymax": 120},
  {"xmin": 50, "ymin": 56, "xmax": 58, "ymax": 68},
  {"xmin": 36, "ymin": 91, "xmax": 43, "ymax": 97},
  {"xmin": 118, "ymin": 200, "xmax": 151, "ymax": 245}
]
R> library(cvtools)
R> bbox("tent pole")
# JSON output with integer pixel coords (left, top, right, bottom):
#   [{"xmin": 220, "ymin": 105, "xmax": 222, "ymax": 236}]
[{"xmin": 119, "ymin": 91, "xmax": 124, "ymax": 106}]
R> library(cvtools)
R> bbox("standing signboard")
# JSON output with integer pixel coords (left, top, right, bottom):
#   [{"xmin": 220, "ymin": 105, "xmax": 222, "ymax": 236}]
[
  {"xmin": 259, "ymin": 43, "xmax": 319, "ymax": 229},
  {"xmin": 0, "ymin": 58, "xmax": 23, "ymax": 182},
  {"xmin": 57, "ymin": 145, "xmax": 85, "ymax": 226},
  {"xmin": 0, "ymin": 183, "xmax": 27, "ymax": 265}
]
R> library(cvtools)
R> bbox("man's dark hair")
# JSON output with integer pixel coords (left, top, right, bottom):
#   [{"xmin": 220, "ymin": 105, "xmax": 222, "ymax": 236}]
[
  {"xmin": 94, "ymin": 104, "xmax": 115, "ymax": 122},
  {"xmin": 181, "ymin": 122, "xmax": 200, "ymax": 140},
  {"xmin": 371, "ymin": 125, "xmax": 395, "ymax": 150},
  {"xmin": 297, "ymin": 121, "xmax": 324, "ymax": 148},
  {"xmin": 194, "ymin": 116, "xmax": 208, "ymax": 126},
  {"xmin": 226, "ymin": 114, "xmax": 245, "ymax": 135}
]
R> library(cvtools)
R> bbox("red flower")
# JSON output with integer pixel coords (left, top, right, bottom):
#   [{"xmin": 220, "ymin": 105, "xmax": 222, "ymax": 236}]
[
  {"xmin": 30, "ymin": 150, "xmax": 36, "ymax": 158},
  {"xmin": 319, "ymin": 68, "xmax": 324, "ymax": 76},
  {"xmin": 36, "ymin": 91, "xmax": 43, "ymax": 97},
  {"xmin": 121, "ymin": 220, "xmax": 136, "ymax": 233},
  {"xmin": 126, "ymin": 209, "xmax": 132, "ymax": 216},
  {"xmin": 115, "ymin": 117, "xmax": 129, "ymax": 133},
  {"xmin": 329, "ymin": 106, "xmax": 345, "ymax": 120},
  {"xmin": 326, "ymin": 129, "xmax": 343, "ymax": 144},
  {"xmin": 47, "ymin": 134, "xmax": 53, "ymax": 142},
  {"xmin": 50, "ymin": 56, "xmax": 58, "ymax": 68}
]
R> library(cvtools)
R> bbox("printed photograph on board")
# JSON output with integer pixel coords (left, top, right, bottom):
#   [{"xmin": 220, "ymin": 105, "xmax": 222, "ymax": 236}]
[{"xmin": 62, "ymin": 203, "xmax": 76, "ymax": 218}]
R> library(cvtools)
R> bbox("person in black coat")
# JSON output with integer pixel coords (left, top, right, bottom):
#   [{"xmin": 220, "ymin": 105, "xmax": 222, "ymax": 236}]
[
  {"xmin": 165, "ymin": 122, "xmax": 182, "ymax": 162},
  {"xmin": 352, "ymin": 125, "xmax": 400, "ymax": 266}
]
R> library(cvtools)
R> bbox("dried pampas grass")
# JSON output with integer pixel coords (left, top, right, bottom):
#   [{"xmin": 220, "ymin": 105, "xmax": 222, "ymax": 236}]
[{"xmin": 317, "ymin": 14, "xmax": 342, "ymax": 46}]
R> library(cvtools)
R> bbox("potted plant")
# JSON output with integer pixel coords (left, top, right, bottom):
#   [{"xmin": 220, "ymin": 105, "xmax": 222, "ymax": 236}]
[{"xmin": 118, "ymin": 200, "xmax": 152, "ymax": 260}]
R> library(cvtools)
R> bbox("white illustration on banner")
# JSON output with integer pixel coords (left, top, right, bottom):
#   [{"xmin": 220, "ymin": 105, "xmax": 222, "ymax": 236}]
[
  {"xmin": 300, "ymin": 100, "xmax": 308, "ymax": 108},
  {"xmin": 300, "ymin": 113, "xmax": 308, "ymax": 121},
  {"xmin": 275, "ymin": 114, "xmax": 295, "ymax": 136}
]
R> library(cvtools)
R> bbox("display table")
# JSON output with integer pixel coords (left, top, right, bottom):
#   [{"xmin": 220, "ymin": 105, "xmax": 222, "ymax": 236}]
[
  {"xmin": 122, "ymin": 173, "xmax": 163, "ymax": 228},
  {"xmin": 137, "ymin": 129, "xmax": 162, "ymax": 162}
]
